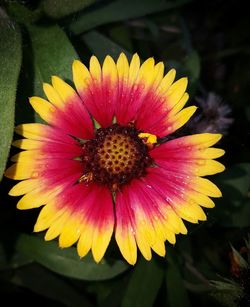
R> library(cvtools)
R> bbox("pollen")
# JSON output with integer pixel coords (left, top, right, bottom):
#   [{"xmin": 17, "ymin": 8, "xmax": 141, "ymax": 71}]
[
  {"xmin": 98, "ymin": 133, "xmax": 138, "ymax": 175},
  {"xmin": 80, "ymin": 124, "xmax": 154, "ymax": 190}
]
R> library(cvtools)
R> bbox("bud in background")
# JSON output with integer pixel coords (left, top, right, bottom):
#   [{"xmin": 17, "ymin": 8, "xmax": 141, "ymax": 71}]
[
  {"xmin": 210, "ymin": 235, "xmax": 250, "ymax": 307},
  {"xmin": 187, "ymin": 92, "xmax": 234, "ymax": 135}
]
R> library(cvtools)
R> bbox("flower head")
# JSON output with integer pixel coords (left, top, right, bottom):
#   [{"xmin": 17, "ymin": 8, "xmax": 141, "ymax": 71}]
[{"xmin": 5, "ymin": 53, "xmax": 225, "ymax": 265}]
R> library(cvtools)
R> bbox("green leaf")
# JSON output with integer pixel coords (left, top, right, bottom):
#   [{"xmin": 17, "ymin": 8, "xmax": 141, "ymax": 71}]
[
  {"xmin": 69, "ymin": 0, "xmax": 191, "ymax": 34},
  {"xmin": 87, "ymin": 274, "xmax": 129, "ymax": 307},
  {"xmin": 16, "ymin": 234, "xmax": 129, "ymax": 281},
  {"xmin": 183, "ymin": 50, "xmax": 200, "ymax": 95},
  {"xmin": 211, "ymin": 163, "xmax": 250, "ymax": 226},
  {"xmin": 216, "ymin": 163, "xmax": 250, "ymax": 197},
  {"xmin": 210, "ymin": 279, "xmax": 242, "ymax": 307},
  {"xmin": 8, "ymin": 264, "xmax": 93, "ymax": 307},
  {"xmin": 6, "ymin": 2, "xmax": 42, "ymax": 24},
  {"xmin": 121, "ymin": 257, "xmax": 164, "ymax": 307},
  {"xmin": 227, "ymin": 198, "xmax": 250, "ymax": 227},
  {"xmin": 15, "ymin": 24, "xmax": 79, "ymax": 124},
  {"xmin": 166, "ymin": 251, "xmax": 191, "ymax": 307},
  {"xmin": 0, "ymin": 18, "xmax": 22, "ymax": 180},
  {"xmin": 81, "ymin": 30, "xmax": 132, "ymax": 62},
  {"xmin": 109, "ymin": 25, "xmax": 134, "ymax": 52},
  {"xmin": 42, "ymin": 0, "xmax": 95, "ymax": 19},
  {"xmin": 28, "ymin": 24, "xmax": 79, "ymax": 93}
]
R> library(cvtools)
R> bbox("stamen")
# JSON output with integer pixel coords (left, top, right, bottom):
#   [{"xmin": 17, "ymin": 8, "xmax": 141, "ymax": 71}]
[
  {"xmin": 138, "ymin": 132, "xmax": 157, "ymax": 148},
  {"xmin": 80, "ymin": 124, "xmax": 154, "ymax": 190},
  {"xmin": 79, "ymin": 172, "xmax": 93, "ymax": 183}
]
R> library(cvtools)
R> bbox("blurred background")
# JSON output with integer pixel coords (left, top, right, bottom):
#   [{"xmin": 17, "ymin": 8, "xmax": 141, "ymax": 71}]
[{"xmin": 0, "ymin": 0, "xmax": 249, "ymax": 306}]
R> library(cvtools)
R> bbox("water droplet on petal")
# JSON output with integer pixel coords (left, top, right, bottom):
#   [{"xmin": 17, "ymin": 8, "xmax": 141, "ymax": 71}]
[
  {"xmin": 84, "ymin": 78, "xmax": 90, "ymax": 85},
  {"xmin": 133, "ymin": 84, "xmax": 138, "ymax": 90},
  {"xmin": 31, "ymin": 171, "xmax": 39, "ymax": 178},
  {"xmin": 197, "ymin": 160, "xmax": 205, "ymax": 166}
]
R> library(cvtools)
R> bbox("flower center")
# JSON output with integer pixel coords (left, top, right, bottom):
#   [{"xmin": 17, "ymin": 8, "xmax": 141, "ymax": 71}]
[{"xmin": 80, "ymin": 124, "xmax": 154, "ymax": 191}]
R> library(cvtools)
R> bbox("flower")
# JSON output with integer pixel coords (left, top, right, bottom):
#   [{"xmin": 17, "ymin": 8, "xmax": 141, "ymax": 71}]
[{"xmin": 5, "ymin": 53, "xmax": 225, "ymax": 265}]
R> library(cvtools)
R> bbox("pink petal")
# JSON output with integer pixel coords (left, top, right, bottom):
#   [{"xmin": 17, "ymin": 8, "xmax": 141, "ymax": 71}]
[{"xmin": 52, "ymin": 93, "xmax": 94, "ymax": 139}]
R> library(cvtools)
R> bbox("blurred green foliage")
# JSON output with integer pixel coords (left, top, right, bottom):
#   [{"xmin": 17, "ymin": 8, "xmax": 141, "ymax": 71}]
[
  {"xmin": 0, "ymin": 0, "xmax": 249, "ymax": 306},
  {"xmin": 0, "ymin": 18, "xmax": 21, "ymax": 180}
]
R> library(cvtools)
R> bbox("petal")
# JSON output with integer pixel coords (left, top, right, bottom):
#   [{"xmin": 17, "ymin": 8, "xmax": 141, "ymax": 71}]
[
  {"xmin": 42, "ymin": 183, "xmax": 114, "ymax": 262},
  {"xmin": 115, "ymin": 187, "xmax": 138, "ymax": 265},
  {"xmin": 12, "ymin": 139, "xmax": 44, "ymax": 150},
  {"xmin": 192, "ymin": 177, "xmax": 222, "ymax": 197},
  {"xmin": 45, "ymin": 210, "xmax": 70, "ymax": 241},
  {"xmin": 15, "ymin": 123, "xmax": 48, "ymax": 140},
  {"xmin": 29, "ymin": 96, "xmax": 56, "ymax": 123},
  {"xmin": 51, "ymin": 76, "xmax": 76, "ymax": 102},
  {"xmin": 11, "ymin": 150, "xmax": 44, "ymax": 162},
  {"xmin": 165, "ymin": 77, "xmax": 188, "ymax": 109},
  {"xmin": 5, "ymin": 162, "xmax": 36, "ymax": 180},
  {"xmin": 75, "ymin": 56, "xmax": 118, "ymax": 128},
  {"xmin": 15, "ymin": 123, "xmax": 78, "ymax": 145},
  {"xmin": 43, "ymin": 76, "xmax": 94, "ymax": 139},
  {"xmin": 144, "ymin": 167, "xmax": 219, "ymax": 227},
  {"xmin": 43, "ymin": 83, "xmax": 64, "ymax": 108},
  {"xmin": 72, "ymin": 60, "xmax": 91, "ymax": 93},
  {"xmin": 50, "ymin": 76, "xmax": 94, "ymax": 138},
  {"xmin": 151, "ymin": 134, "xmax": 225, "ymax": 177},
  {"xmin": 175, "ymin": 203, "xmax": 207, "ymax": 223},
  {"xmin": 34, "ymin": 201, "xmax": 67, "ymax": 232},
  {"xmin": 79, "ymin": 56, "xmax": 120, "ymax": 128},
  {"xmin": 116, "ymin": 61, "xmax": 190, "ymax": 136},
  {"xmin": 117, "ymin": 53, "xmax": 129, "ymax": 82},
  {"xmin": 38, "ymin": 159, "xmax": 83, "ymax": 191},
  {"xmin": 115, "ymin": 55, "xmax": 165, "ymax": 126},
  {"xmin": 76, "ymin": 184, "xmax": 115, "ymax": 262},
  {"xmin": 137, "ymin": 57, "xmax": 155, "ymax": 87},
  {"xmin": 16, "ymin": 186, "xmax": 61, "ymax": 210},
  {"xmin": 116, "ymin": 179, "xmax": 180, "ymax": 263},
  {"xmin": 89, "ymin": 56, "xmax": 102, "ymax": 80},
  {"xmin": 157, "ymin": 69, "xmax": 176, "ymax": 94},
  {"xmin": 59, "ymin": 216, "xmax": 82, "ymax": 248},
  {"xmin": 9, "ymin": 179, "xmax": 40, "ymax": 196},
  {"xmin": 167, "ymin": 106, "xmax": 197, "ymax": 133},
  {"xmin": 128, "ymin": 53, "xmax": 140, "ymax": 84},
  {"xmin": 168, "ymin": 92, "xmax": 189, "ymax": 116},
  {"xmin": 88, "ymin": 185, "xmax": 115, "ymax": 262}
]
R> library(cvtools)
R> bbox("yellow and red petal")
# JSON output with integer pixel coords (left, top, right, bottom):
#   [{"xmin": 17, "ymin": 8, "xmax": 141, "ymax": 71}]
[
  {"xmin": 73, "ymin": 55, "xmax": 118, "ymax": 127},
  {"xmin": 35, "ymin": 77, "xmax": 94, "ymax": 139},
  {"xmin": 70, "ymin": 53, "xmax": 195, "ymax": 136},
  {"xmin": 144, "ymin": 166, "xmax": 221, "ymax": 225},
  {"xmin": 115, "ymin": 178, "xmax": 186, "ymax": 263},
  {"xmin": 38, "ymin": 183, "xmax": 114, "ymax": 263},
  {"xmin": 151, "ymin": 133, "xmax": 225, "ymax": 177}
]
